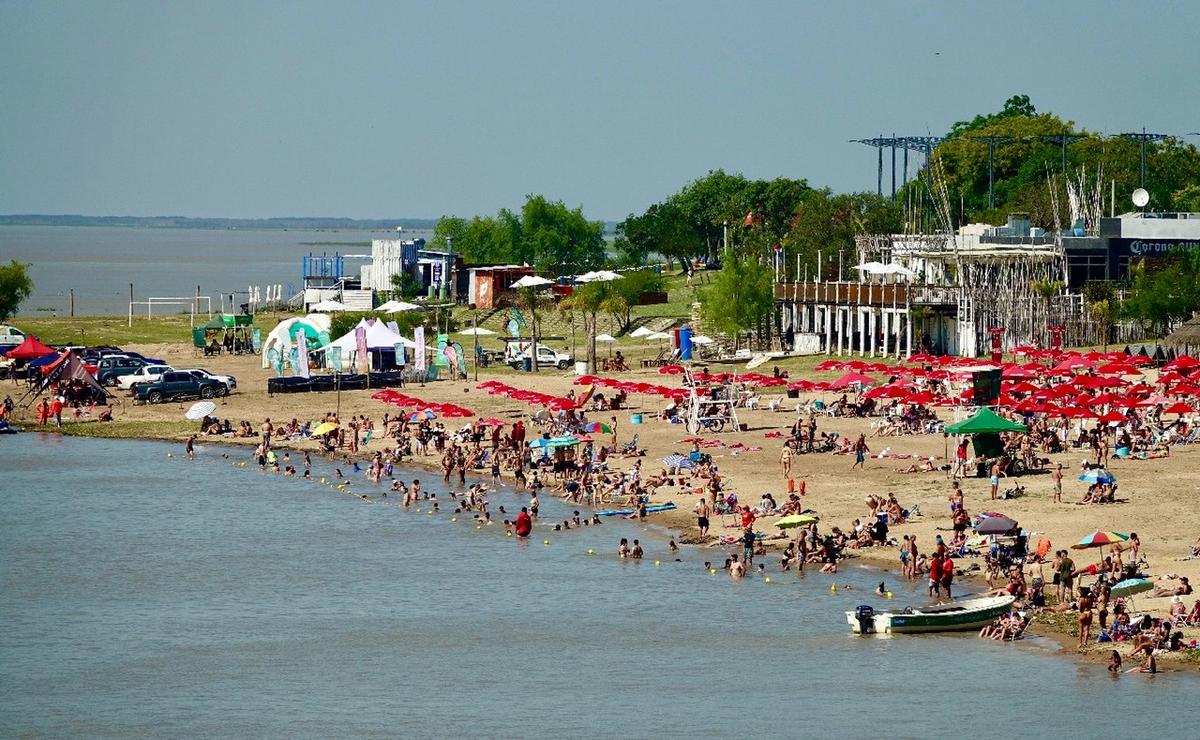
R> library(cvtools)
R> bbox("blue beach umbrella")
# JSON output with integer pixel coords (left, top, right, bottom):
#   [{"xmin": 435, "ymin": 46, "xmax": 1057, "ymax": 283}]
[{"xmin": 1078, "ymin": 469, "xmax": 1116, "ymax": 485}]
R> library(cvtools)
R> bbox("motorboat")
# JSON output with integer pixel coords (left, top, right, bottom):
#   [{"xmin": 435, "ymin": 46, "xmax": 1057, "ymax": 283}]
[{"xmin": 847, "ymin": 594, "xmax": 1015, "ymax": 634}]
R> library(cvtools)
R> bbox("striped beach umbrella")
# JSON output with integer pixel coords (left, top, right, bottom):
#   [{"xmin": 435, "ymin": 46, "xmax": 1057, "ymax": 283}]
[
  {"xmin": 662, "ymin": 453, "xmax": 695, "ymax": 470},
  {"xmin": 1070, "ymin": 531, "xmax": 1129, "ymax": 550}
]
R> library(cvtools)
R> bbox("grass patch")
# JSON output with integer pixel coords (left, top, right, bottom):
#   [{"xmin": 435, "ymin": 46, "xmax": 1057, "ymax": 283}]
[{"xmin": 57, "ymin": 419, "xmax": 193, "ymax": 441}]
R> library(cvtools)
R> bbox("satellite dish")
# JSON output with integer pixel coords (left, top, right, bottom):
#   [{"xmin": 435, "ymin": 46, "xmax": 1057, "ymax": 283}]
[{"xmin": 1132, "ymin": 188, "xmax": 1150, "ymax": 208}]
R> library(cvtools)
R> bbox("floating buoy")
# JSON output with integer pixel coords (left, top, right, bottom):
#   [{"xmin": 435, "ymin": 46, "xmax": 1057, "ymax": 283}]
[
  {"xmin": 476, "ymin": 525, "xmax": 482, "ymax": 530},
  {"xmin": 543, "ymin": 539, "xmax": 550, "ymax": 545},
  {"xmin": 506, "ymin": 531, "xmax": 513, "ymax": 537},
  {"xmin": 710, "ymin": 569, "xmax": 717, "ymax": 575},
  {"xmin": 166, "ymin": 453, "xmax": 172, "ymax": 458},
  {"xmin": 320, "ymin": 478, "xmax": 327, "ymax": 484},
  {"xmin": 654, "ymin": 560, "xmax": 661, "ymax": 566},
  {"xmin": 451, "ymin": 517, "xmax": 457, "ymax": 523},
  {"xmin": 886, "ymin": 591, "xmax": 894, "ymax": 599},
  {"xmin": 587, "ymin": 549, "xmax": 594, "ymax": 555},
  {"xmin": 831, "ymin": 584, "xmax": 838, "ymax": 593},
  {"xmin": 426, "ymin": 511, "xmax": 433, "ymax": 516},
  {"xmin": 764, "ymin": 577, "xmax": 772, "ymax": 584}
]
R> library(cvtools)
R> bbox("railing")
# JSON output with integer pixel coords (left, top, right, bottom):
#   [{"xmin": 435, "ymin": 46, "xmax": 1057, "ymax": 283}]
[{"xmin": 773, "ymin": 281, "xmax": 958, "ymax": 306}]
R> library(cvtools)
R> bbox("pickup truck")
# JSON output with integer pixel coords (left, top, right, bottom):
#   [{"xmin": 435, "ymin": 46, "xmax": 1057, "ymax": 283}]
[
  {"xmin": 134, "ymin": 371, "xmax": 227, "ymax": 403},
  {"xmin": 505, "ymin": 342, "xmax": 574, "ymax": 370},
  {"xmin": 177, "ymin": 367, "xmax": 237, "ymax": 391},
  {"xmin": 118, "ymin": 363, "xmax": 174, "ymax": 391}
]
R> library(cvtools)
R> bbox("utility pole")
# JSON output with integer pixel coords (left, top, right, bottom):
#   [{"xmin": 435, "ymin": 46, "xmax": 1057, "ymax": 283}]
[
  {"xmin": 1117, "ymin": 128, "xmax": 1168, "ymax": 189},
  {"xmin": 966, "ymin": 135, "xmax": 1012, "ymax": 209}
]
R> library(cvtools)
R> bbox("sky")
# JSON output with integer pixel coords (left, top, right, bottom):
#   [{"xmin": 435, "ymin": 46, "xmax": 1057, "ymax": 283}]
[{"xmin": 2, "ymin": 0, "xmax": 1198, "ymax": 221}]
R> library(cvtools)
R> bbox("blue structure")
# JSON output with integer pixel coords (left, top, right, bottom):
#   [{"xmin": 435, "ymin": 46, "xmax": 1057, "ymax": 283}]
[{"xmin": 302, "ymin": 254, "xmax": 345, "ymax": 290}]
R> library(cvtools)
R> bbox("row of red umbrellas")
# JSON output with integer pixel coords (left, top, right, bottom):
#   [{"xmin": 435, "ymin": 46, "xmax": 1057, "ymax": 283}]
[
  {"xmin": 574, "ymin": 375, "xmax": 691, "ymax": 402},
  {"xmin": 370, "ymin": 389, "xmax": 474, "ymax": 418},
  {"xmin": 477, "ymin": 380, "xmax": 578, "ymax": 411}
]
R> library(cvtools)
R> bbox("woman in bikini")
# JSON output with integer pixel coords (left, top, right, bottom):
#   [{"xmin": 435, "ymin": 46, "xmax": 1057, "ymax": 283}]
[{"xmin": 1077, "ymin": 586, "xmax": 1094, "ymax": 648}]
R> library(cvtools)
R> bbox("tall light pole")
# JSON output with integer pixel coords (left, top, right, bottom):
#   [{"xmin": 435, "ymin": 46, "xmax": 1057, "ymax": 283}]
[
  {"xmin": 722, "ymin": 221, "xmax": 728, "ymax": 257},
  {"xmin": 1117, "ymin": 128, "xmax": 1168, "ymax": 189}
]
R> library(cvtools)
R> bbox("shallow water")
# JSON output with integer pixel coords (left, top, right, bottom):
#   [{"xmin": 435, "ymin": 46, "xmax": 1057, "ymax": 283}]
[{"xmin": 0, "ymin": 434, "xmax": 1193, "ymax": 738}]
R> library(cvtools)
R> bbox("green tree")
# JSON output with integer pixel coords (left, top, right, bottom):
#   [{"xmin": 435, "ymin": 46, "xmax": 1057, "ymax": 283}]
[
  {"xmin": 700, "ymin": 256, "xmax": 773, "ymax": 349},
  {"xmin": 0, "ymin": 260, "xmax": 34, "ymax": 321},
  {"xmin": 603, "ymin": 270, "xmax": 663, "ymax": 333},
  {"xmin": 1121, "ymin": 250, "xmax": 1200, "ymax": 334}
]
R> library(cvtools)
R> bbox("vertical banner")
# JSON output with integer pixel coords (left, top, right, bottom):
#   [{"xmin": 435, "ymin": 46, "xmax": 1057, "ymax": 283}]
[
  {"xmin": 296, "ymin": 335, "xmax": 310, "ymax": 378},
  {"xmin": 355, "ymin": 326, "xmax": 369, "ymax": 374},
  {"xmin": 414, "ymin": 326, "xmax": 426, "ymax": 371},
  {"xmin": 251, "ymin": 327, "xmax": 262, "ymax": 352},
  {"xmin": 393, "ymin": 342, "xmax": 407, "ymax": 367},
  {"xmin": 435, "ymin": 333, "xmax": 449, "ymax": 367},
  {"xmin": 329, "ymin": 346, "xmax": 343, "ymax": 372}
]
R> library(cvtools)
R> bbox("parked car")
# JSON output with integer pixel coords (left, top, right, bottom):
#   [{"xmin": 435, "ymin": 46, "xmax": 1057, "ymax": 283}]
[
  {"xmin": 96, "ymin": 355, "xmax": 148, "ymax": 386},
  {"xmin": 134, "ymin": 371, "xmax": 227, "ymax": 403},
  {"xmin": 178, "ymin": 367, "xmax": 237, "ymax": 391},
  {"xmin": 118, "ymin": 363, "xmax": 175, "ymax": 391},
  {"xmin": 505, "ymin": 342, "xmax": 574, "ymax": 370}
]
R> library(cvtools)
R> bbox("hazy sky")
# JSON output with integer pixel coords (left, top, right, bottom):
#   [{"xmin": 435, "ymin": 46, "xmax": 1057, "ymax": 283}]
[{"xmin": 3, "ymin": 0, "xmax": 1198, "ymax": 221}]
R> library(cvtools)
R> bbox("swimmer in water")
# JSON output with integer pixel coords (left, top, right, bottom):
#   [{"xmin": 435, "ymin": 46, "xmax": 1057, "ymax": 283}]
[
  {"xmin": 619, "ymin": 538, "xmax": 630, "ymax": 558},
  {"xmin": 875, "ymin": 581, "xmax": 887, "ymax": 596},
  {"xmin": 669, "ymin": 539, "xmax": 679, "ymax": 552}
]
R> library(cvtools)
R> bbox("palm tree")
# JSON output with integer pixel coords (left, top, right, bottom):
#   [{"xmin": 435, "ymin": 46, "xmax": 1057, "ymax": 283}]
[{"xmin": 516, "ymin": 286, "xmax": 551, "ymax": 373}]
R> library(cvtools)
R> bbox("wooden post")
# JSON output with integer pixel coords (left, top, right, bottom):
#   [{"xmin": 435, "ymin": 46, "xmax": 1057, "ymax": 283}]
[{"xmin": 69, "ymin": 289, "xmax": 75, "ymax": 318}]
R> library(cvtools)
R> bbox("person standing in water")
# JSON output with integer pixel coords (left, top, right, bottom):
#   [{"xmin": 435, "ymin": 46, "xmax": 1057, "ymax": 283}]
[
  {"xmin": 514, "ymin": 507, "xmax": 532, "ymax": 538},
  {"xmin": 185, "ymin": 435, "xmax": 196, "ymax": 459}
]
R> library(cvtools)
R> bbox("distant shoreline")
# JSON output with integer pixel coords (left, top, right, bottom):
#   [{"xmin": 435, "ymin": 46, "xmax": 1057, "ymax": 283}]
[{"xmin": 0, "ymin": 215, "xmax": 439, "ymax": 231}]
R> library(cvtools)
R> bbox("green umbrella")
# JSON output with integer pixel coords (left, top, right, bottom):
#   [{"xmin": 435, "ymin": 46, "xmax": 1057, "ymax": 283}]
[
  {"xmin": 775, "ymin": 514, "xmax": 819, "ymax": 529},
  {"xmin": 945, "ymin": 408, "xmax": 1027, "ymax": 435},
  {"xmin": 1109, "ymin": 578, "xmax": 1152, "ymax": 598}
]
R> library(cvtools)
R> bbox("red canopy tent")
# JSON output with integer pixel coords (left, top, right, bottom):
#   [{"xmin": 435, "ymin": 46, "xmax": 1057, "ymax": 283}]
[{"xmin": 3, "ymin": 336, "xmax": 55, "ymax": 360}]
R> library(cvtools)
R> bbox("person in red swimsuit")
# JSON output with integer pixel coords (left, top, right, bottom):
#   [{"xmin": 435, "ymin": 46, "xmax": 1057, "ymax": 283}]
[{"xmin": 514, "ymin": 507, "xmax": 532, "ymax": 538}]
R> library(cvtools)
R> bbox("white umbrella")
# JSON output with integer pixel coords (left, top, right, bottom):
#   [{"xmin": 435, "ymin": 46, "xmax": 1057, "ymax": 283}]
[
  {"xmin": 645, "ymin": 331, "xmax": 671, "ymax": 340},
  {"xmin": 629, "ymin": 327, "xmax": 654, "ymax": 338},
  {"xmin": 690, "ymin": 335, "xmax": 714, "ymax": 345},
  {"xmin": 594, "ymin": 334, "xmax": 617, "ymax": 342},
  {"xmin": 853, "ymin": 262, "xmax": 887, "ymax": 274},
  {"xmin": 311, "ymin": 299, "xmax": 349, "ymax": 312},
  {"xmin": 377, "ymin": 300, "xmax": 422, "ymax": 313},
  {"xmin": 511, "ymin": 275, "xmax": 554, "ymax": 288},
  {"xmin": 186, "ymin": 401, "xmax": 216, "ymax": 420},
  {"xmin": 459, "ymin": 327, "xmax": 496, "ymax": 336},
  {"xmin": 578, "ymin": 270, "xmax": 622, "ymax": 283},
  {"xmin": 880, "ymin": 263, "xmax": 915, "ymax": 277}
]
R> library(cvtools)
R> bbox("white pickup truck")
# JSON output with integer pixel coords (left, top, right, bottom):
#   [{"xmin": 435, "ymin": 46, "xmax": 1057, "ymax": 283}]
[
  {"xmin": 505, "ymin": 342, "xmax": 573, "ymax": 370},
  {"xmin": 118, "ymin": 363, "xmax": 174, "ymax": 390}
]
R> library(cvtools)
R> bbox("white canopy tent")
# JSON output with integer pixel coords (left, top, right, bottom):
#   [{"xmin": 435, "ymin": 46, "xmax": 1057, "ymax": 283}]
[{"xmin": 313, "ymin": 319, "xmax": 417, "ymax": 364}]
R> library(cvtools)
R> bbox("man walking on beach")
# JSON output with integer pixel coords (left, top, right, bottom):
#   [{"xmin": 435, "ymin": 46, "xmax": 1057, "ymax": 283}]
[
  {"xmin": 851, "ymin": 434, "xmax": 869, "ymax": 470},
  {"xmin": 695, "ymin": 496, "xmax": 710, "ymax": 538},
  {"xmin": 1052, "ymin": 463, "xmax": 1063, "ymax": 503}
]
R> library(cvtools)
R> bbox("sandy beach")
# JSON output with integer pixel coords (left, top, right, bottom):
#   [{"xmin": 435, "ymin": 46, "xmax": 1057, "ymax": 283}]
[{"xmin": 13, "ymin": 340, "xmax": 1200, "ymax": 666}]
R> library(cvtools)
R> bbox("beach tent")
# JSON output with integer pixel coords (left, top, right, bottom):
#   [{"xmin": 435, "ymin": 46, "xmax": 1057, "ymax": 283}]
[
  {"xmin": 36, "ymin": 351, "xmax": 108, "ymax": 398},
  {"xmin": 313, "ymin": 318, "xmax": 416, "ymax": 364},
  {"xmin": 945, "ymin": 408, "xmax": 1027, "ymax": 435},
  {"xmin": 946, "ymin": 408, "xmax": 1027, "ymax": 460},
  {"xmin": 260, "ymin": 315, "xmax": 332, "ymax": 369},
  {"xmin": 3, "ymin": 335, "xmax": 55, "ymax": 360}
]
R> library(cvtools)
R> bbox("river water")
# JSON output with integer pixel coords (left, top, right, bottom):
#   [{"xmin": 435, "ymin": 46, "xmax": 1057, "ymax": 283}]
[
  {"xmin": 1, "ymin": 434, "xmax": 1192, "ymax": 738},
  {"xmin": 1, "ymin": 225, "xmax": 431, "ymax": 317}
]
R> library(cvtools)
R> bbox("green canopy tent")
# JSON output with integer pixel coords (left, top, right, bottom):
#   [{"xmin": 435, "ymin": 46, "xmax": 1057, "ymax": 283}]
[{"xmin": 945, "ymin": 408, "xmax": 1027, "ymax": 459}]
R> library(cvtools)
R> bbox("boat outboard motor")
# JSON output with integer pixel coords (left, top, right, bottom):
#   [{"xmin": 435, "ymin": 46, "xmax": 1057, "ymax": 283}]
[{"xmin": 855, "ymin": 605, "xmax": 875, "ymax": 634}]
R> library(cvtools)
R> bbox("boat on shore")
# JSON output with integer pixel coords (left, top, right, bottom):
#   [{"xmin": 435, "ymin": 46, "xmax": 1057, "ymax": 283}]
[{"xmin": 847, "ymin": 595, "xmax": 1015, "ymax": 635}]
